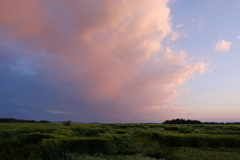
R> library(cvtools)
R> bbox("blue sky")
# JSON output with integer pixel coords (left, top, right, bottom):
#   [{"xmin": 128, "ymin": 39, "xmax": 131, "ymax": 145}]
[{"xmin": 170, "ymin": 0, "xmax": 240, "ymax": 122}]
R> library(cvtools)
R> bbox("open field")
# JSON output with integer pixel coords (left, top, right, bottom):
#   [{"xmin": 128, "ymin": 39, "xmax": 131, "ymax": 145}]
[{"xmin": 1, "ymin": 123, "xmax": 240, "ymax": 160}]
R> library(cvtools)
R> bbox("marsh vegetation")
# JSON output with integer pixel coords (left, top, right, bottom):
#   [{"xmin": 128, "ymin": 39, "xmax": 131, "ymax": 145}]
[{"xmin": 0, "ymin": 122, "xmax": 240, "ymax": 160}]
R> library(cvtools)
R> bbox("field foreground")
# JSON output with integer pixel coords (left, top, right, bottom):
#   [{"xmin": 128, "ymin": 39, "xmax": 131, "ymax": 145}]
[{"xmin": 1, "ymin": 123, "xmax": 240, "ymax": 160}]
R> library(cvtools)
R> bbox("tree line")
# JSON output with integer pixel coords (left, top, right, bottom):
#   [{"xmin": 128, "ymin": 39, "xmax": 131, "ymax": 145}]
[
  {"xmin": 0, "ymin": 118, "xmax": 51, "ymax": 123},
  {"xmin": 162, "ymin": 118, "xmax": 202, "ymax": 124}
]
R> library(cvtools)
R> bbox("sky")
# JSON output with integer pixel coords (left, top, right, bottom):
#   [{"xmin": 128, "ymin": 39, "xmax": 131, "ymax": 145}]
[{"xmin": 0, "ymin": 0, "xmax": 240, "ymax": 123}]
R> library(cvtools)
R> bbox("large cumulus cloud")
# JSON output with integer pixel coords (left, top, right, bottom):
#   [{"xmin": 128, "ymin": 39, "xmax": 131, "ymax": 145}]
[{"xmin": 0, "ymin": 0, "xmax": 206, "ymax": 122}]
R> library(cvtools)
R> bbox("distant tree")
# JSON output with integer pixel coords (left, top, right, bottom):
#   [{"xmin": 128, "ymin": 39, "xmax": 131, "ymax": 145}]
[
  {"xmin": 39, "ymin": 120, "xmax": 52, "ymax": 123},
  {"xmin": 63, "ymin": 119, "xmax": 72, "ymax": 126},
  {"xmin": 162, "ymin": 118, "xmax": 201, "ymax": 124}
]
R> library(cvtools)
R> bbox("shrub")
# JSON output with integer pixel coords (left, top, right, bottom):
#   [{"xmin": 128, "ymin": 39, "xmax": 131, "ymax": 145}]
[
  {"xmin": 179, "ymin": 128, "xmax": 193, "ymax": 134},
  {"xmin": 72, "ymin": 127, "xmax": 105, "ymax": 137},
  {"xmin": 19, "ymin": 132, "xmax": 55, "ymax": 145},
  {"xmin": 63, "ymin": 120, "xmax": 71, "ymax": 126},
  {"xmin": 39, "ymin": 120, "xmax": 52, "ymax": 123},
  {"xmin": 41, "ymin": 137, "xmax": 109, "ymax": 159},
  {"xmin": 164, "ymin": 126, "xmax": 180, "ymax": 131},
  {"xmin": 151, "ymin": 132, "xmax": 240, "ymax": 148},
  {"xmin": 115, "ymin": 129, "xmax": 126, "ymax": 134},
  {"xmin": 0, "ymin": 130, "xmax": 16, "ymax": 139},
  {"xmin": 144, "ymin": 144, "xmax": 178, "ymax": 160}
]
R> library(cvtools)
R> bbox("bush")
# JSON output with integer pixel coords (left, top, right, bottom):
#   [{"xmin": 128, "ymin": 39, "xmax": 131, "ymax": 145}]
[
  {"xmin": 72, "ymin": 127, "xmax": 105, "ymax": 137},
  {"xmin": 151, "ymin": 132, "xmax": 240, "ymax": 148},
  {"xmin": 39, "ymin": 120, "xmax": 52, "ymax": 123},
  {"xmin": 41, "ymin": 137, "xmax": 109, "ymax": 159},
  {"xmin": 144, "ymin": 144, "xmax": 178, "ymax": 160},
  {"xmin": 164, "ymin": 126, "xmax": 180, "ymax": 131},
  {"xmin": 19, "ymin": 132, "xmax": 55, "ymax": 145},
  {"xmin": 63, "ymin": 120, "xmax": 71, "ymax": 126},
  {"xmin": 179, "ymin": 128, "xmax": 193, "ymax": 134},
  {"xmin": 115, "ymin": 129, "xmax": 126, "ymax": 134}
]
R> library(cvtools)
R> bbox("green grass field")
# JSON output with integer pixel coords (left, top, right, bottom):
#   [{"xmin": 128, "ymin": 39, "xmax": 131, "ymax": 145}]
[{"xmin": 1, "ymin": 123, "xmax": 240, "ymax": 160}]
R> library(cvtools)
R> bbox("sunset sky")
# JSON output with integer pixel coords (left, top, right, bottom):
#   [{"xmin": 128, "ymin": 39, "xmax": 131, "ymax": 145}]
[{"xmin": 0, "ymin": 0, "xmax": 240, "ymax": 123}]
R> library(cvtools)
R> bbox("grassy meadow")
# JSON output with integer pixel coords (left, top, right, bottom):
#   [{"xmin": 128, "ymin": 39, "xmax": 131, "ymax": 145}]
[{"xmin": 0, "ymin": 122, "xmax": 240, "ymax": 160}]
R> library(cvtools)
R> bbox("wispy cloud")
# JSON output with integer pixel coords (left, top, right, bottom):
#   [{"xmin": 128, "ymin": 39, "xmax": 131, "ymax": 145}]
[
  {"xmin": 170, "ymin": 31, "xmax": 181, "ymax": 40},
  {"xmin": 176, "ymin": 24, "xmax": 183, "ymax": 28},
  {"xmin": 46, "ymin": 110, "xmax": 75, "ymax": 115},
  {"xmin": 237, "ymin": 36, "xmax": 240, "ymax": 39},
  {"xmin": 187, "ymin": 112, "xmax": 196, "ymax": 116},
  {"xmin": 214, "ymin": 40, "xmax": 232, "ymax": 52},
  {"xmin": 197, "ymin": 23, "xmax": 204, "ymax": 30}
]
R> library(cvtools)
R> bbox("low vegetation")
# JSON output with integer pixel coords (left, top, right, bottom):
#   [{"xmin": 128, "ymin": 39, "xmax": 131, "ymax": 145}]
[{"xmin": 0, "ymin": 119, "xmax": 240, "ymax": 160}]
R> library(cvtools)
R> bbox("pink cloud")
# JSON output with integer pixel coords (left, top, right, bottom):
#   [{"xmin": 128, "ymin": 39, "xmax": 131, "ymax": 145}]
[
  {"xmin": 214, "ymin": 40, "xmax": 232, "ymax": 52},
  {"xmin": 0, "ymin": 0, "xmax": 206, "ymax": 122}
]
